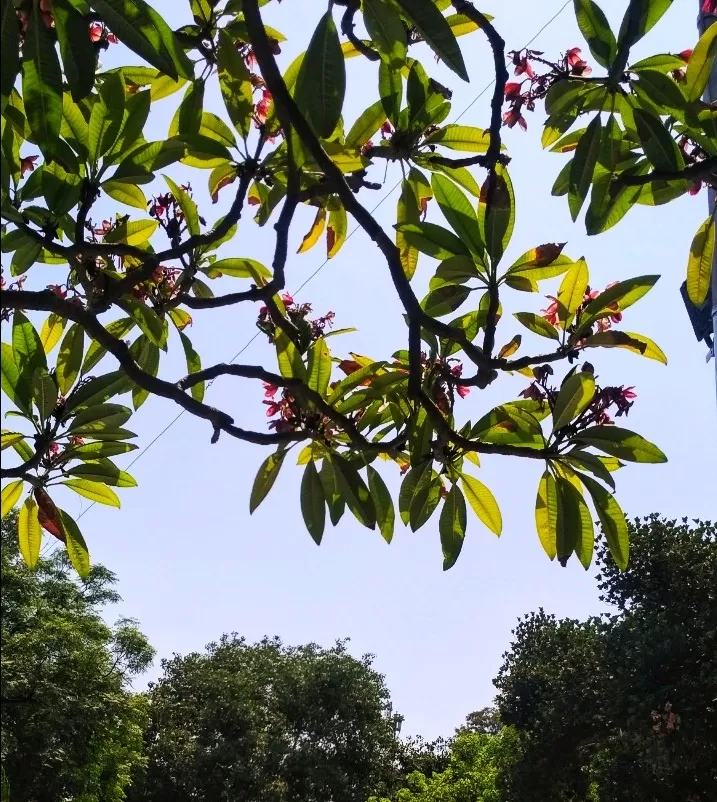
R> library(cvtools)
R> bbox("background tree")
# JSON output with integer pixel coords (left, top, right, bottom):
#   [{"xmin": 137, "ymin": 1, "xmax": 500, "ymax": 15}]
[
  {"xmin": 0, "ymin": 512, "xmax": 154, "ymax": 802},
  {"xmin": 493, "ymin": 514, "xmax": 717, "ymax": 802},
  {"xmin": 371, "ymin": 727, "xmax": 521, "ymax": 802},
  {"xmin": 2, "ymin": 0, "xmax": 711, "ymax": 575},
  {"xmin": 129, "ymin": 635, "xmax": 403, "ymax": 802}
]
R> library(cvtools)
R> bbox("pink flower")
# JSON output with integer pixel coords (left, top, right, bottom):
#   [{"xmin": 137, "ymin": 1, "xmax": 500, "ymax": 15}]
[
  {"xmin": 254, "ymin": 89, "xmax": 272, "ymax": 125},
  {"xmin": 514, "ymin": 55, "xmax": 535, "ymax": 78},
  {"xmin": 20, "ymin": 155, "xmax": 38, "ymax": 176},
  {"xmin": 502, "ymin": 107, "xmax": 527, "ymax": 130},
  {"xmin": 263, "ymin": 399, "xmax": 282, "ymax": 417},
  {"xmin": 281, "ymin": 292, "xmax": 294, "ymax": 305},
  {"xmin": 702, "ymin": 0, "xmax": 716, "ymax": 13},
  {"xmin": 541, "ymin": 296, "xmax": 560, "ymax": 326},
  {"xmin": 565, "ymin": 47, "xmax": 592, "ymax": 76},
  {"xmin": 263, "ymin": 382, "xmax": 278, "ymax": 398},
  {"xmin": 504, "ymin": 81, "xmax": 522, "ymax": 100},
  {"xmin": 380, "ymin": 121, "xmax": 393, "ymax": 137}
]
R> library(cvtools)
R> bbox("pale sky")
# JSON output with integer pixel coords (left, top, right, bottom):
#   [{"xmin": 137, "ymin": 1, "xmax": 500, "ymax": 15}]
[{"xmin": 8, "ymin": 0, "xmax": 716, "ymax": 740}]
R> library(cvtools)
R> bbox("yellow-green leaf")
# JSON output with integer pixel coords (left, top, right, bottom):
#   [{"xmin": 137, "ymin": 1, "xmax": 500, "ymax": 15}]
[
  {"xmin": 535, "ymin": 469, "xmax": 558, "ymax": 559},
  {"xmin": 40, "ymin": 312, "xmax": 67, "ymax": 354},
  {"xmin": 461, "ymin": 473, "xmax": 502, "ymax": 535},
  {"xmin": 297, "ymin": 208, "xmax": 326, "ymax": 254},
  {"xmin": 57, "ymin": 509, "xmax": 90, "ymax": 578},
  {"xmin": 556, "ymin": 258, "xmax": 589, "ymax": 323},
  {"xmin": 62, "ymin": 479, "xmax": 121, "ymax": 507},
  {"xmin": 686, "ymin": 216, "xmax": 715, "ymax": 306},
  {"xmin": 18, "ymin": 496, "xmax": 42, "ymax": 569},
  {"xmin": 552, "ymin": 372, "xmax": 596, "ymax": 432},
  {"xmin": 1, "ymin": 480, "xmax": 24, "ymax": 518}
]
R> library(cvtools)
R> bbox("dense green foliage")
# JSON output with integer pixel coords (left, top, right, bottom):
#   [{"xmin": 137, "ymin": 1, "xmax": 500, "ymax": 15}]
[
  {"xmin": 3, "ymin": 0, "xmax": 714, "ymax": 574},
  {"xmin": 494, "ymin": 515, "xmax": 717, "ymax": 801},
  {"xmin": 0, "ymin": 512, "xmax": 154, "ymax": 802},
  {"xmin": 128, "ymin": 636, "xmax": 403, "ymax": 802}
]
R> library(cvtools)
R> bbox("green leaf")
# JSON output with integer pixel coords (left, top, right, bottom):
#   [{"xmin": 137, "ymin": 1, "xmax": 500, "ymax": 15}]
[
  {"xmin": 563, "ymin": 450, "xmax": 616, "ymax": 491},
  {"xmin": 552, "ymin": 372, "xmax": 596, "ymax": 432},
  {"xmin": 579, "ymin": 472, "xmax": 629, "ymax": 570},
  {"xmin": 104, "ymin": 218, "xmax": 159, "ymax": 246},
  {"xmin": 90, "ymin": 0, "xmax": 193, "ymax": 80},
  {"xmin": 513, "ymin": 312, "xmax": 560, "ymax": 340},
  {"xmin": 81, "ymin": 317, "xmax": 135, "ymax": 375},
  {"xmin": 461, "ymin": 473, "xmax": 501, "ymax": 535},
  {"xmin": 431, "ymin": 174, "xmax": 484, "ymax": 258},
  {"xmin": 40, "ymin": 312, "xmax": 67, "ymax": 354},
  {"xmin": 307, "ymin": 338, "xmax": 332, "ymax": 399},
  {"xmin": 66, "ymin": 370, "xmax": 133, "ymax": 411},
  {"xmin": 478, "ymin": 164, "xmax": 514, "ymax": 267},
  {"xmin": 409, "ymin": 476, "xmax": 442, "ymax": 532},
  {"xmin": 300, "ymin": 461, "xmax": 325, "ymax": 545},
  {"xmin": 88, "ymin": 72, "xmax": 126, "ymax": 167},
  {"xmin": 422, "ymin": 284, "xmax": 471, "ymax": 317},
  {"xmin": 568, "ymin": 115, "xmax": 602, "ymax": 221},
  {"xmin": 327, "ymin": 205, "xmax": 348, "ymax": 258},
  {"xmin": 330, "ymin": 454, "xmax": 376, "ymax": 529},
  {"xmin": 378, "ymin": 57, "xmax": 402, "ymax": 126},
  {"xmin": 686, "ymin": 216, "xmax": 715, "ymax": 306},
  {"xmin": 1, "ymin": 343, "xmax": 32, "ymax": 414},
  {"xmin": 204, "ymin": 258, "xmax": 271, "ymax": 280},
  {"xmin": 319, "ymin": 459, "xmax": 345, "ymax": 526},
  {"xmin": 217, "ymin": 29, "xmax": 254, "ymax": 140},
  {"xmin": 53, "ymin": 0, "xmax": 97, "ymax": 101},
  {"xmin": 295, "ymin": 11, "xmax": 346, "ymax": 139},
  {"xmin": 129, "ymin": 334, "xmax": 159, "ymax": 410},
  {"xmin": 63, "ymin": 479, "xmax": 121, "ymax": 507},
  {"xmin": 579, "ymin": 330, "xmax": 667, "ymax": 363},
  {"xmin": 65, "ymin": 459, "xmax": 137, "ymax": 487},
  {"xmin": 424, "ymin": 125, "xmax": 490, "ymax": 152},
  {"xmin": 440, "ymin": 484, "xmax": 467, "ymax": 570},
  {"xmin": 534, "ymin": 469, "xmax": 558, "ymax": 559},
  {"xmin": 22, "ymin": 4, "xmax": 63, "ymax": 159},
  {"xmin": 13, "ymin": 310, "xmax": 47, "ymax": 381},
  {"xmin": 176, "ymin": 78, "xmax": 204, "ymax": 139},
  {"xmin": 102, "ymin": 181, "xmax": 147, "ymax": 210},
  {"xmin": 556, "ymin": 474, "xmax": 594, "ymax": 569},
  {"xmin": 633, "ymin": 108, "xmax": 683, "ymax": 171},
  {"xmin": 67, "ymin": 440, "xmax": 138, "ymax": 460},
  {"xmin": 56, "ymin": 323, "xmax": 85, "ymax": 395},
  {"xmin": 616, "ymin": 0, "xmax": 672, "ymax": 52},
  {"xmin": 165, "ymin": 175, "xmax": 200, "ymax": 236},
  {"xmin": 363, "ymin": 0, "xmax": 407, "ymax": 65},
  {"xmin": 69, "ymin": 402, "xmax": 132, "ymax": 431},
  {"xmin": 573, "ymin": 0, "xmax": 617, "ymax": 68},
  {"xmin": 556, "ymin": 259, "xmax": 589, "ymax": 323},
  {"xmin": 33, "ymin": 368, "xmax": 58, "ymax": 422},
  {"xmin": 1, "ymin": 480, "xmax": 24, "ymax": 519},
  {"xmin": 684, "ymin": 20, "xmax": 717, "ymax": 102},
  {"xmin": 508, "ymin": 245, "xmax": 574, "ymax": 279},
  {"xmin": 1, "ymin": 432, "xmax": 25, "ymax": 451},
  {"xmin": 0, "ymin": 0, "xmax": 20, "ymax": 112},
  {"xmin": 275, "ymin": 330, "xmax": 307, "ymax": 381},
  {"xmin": 179, "ymin": 333, "xmax": 203, "ymax": 403},
  {"xmin": 396, "ymin": 221, "xmax": 470, "ymax": 260},
  {"xmin": 394, "ymin": 0, "xmax": 468, "ymax": 81},
  {"xmin": 367, "ymin": 465, "xmax": 395, "ymax": 543},
  {"xmin": 249, "ymin": 449, "xmax": 286, "ymax": 513},
  {"xmin": 576, "ymin": 425, "xmax": 667, "ymax": 463},
  {"xmin": 57, "ymin": 509, "xmax": 90, "ymax": 578},
  {"xmin": 118, "ymin": 298, "xmax": 167, "ymax": 350},
  {"xmin": 18, "ymin": 497, "xmax": 42, "ymax": 569},
  {"xmin": 345, "ymin": 100, "xmax": 389, "ymax": 149},
  {"xmin": 580, "ymin": 274, "xmax": 659, "ymax": 326}
]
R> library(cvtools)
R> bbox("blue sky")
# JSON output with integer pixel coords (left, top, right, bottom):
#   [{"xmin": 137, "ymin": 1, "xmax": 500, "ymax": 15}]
[{"xmin": 11, "ymin": 0, "xmax": 716, "ymax": 740}]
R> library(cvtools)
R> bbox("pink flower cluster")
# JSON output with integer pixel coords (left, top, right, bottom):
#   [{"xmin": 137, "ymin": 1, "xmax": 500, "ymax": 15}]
[
  {"xmin": 503, "ymin": 48, "xmax": 592, "ymax": 131},
  {"xmin": 541, "ymin": 283, "xmax": 622, "ymax": 333}
]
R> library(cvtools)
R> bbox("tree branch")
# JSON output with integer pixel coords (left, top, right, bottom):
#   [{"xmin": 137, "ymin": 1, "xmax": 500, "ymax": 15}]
[
  {"xmin": 242, "ymin": 0, "xmax": 491, "ymax": 373},
  {"xmin": 0, "ymin": 289, "xmax": 301, "ymax": 447},
  {"xmin": 340, "ymin": 0, "xmax": 380, "ymax": 62},
  {"xmin": 615, "ymin": 156, "xmax": 717, "ymax": 187}
]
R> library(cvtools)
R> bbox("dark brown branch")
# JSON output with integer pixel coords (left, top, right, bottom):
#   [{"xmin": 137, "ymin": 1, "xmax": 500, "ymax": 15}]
[
  {"xmin": 0, "ymin": 289, "xmax": 302, "ymax": 448},
  {"xmin": 177, "ymin": 362, "xmax": 408, "ymax": 455},
  {"xmin": 340, "ymin": 1, "xmax": 380, "ymax": 62},
  {"xmin": 242, "ymin": 0, "xmax": 491, "ymax": 373},
  {"xmin": 616, "ymin": 156, "xmax": 717, "ymax": 187},
  {"xmin": 1, "ymin": 451, "xmax": 45, "ymax": 480}
]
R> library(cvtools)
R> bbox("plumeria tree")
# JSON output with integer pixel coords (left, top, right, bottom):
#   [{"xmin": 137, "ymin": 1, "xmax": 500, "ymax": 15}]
[{"xmin": 1, "ymin": 0, "xmax": 716, "ymax": 576}]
